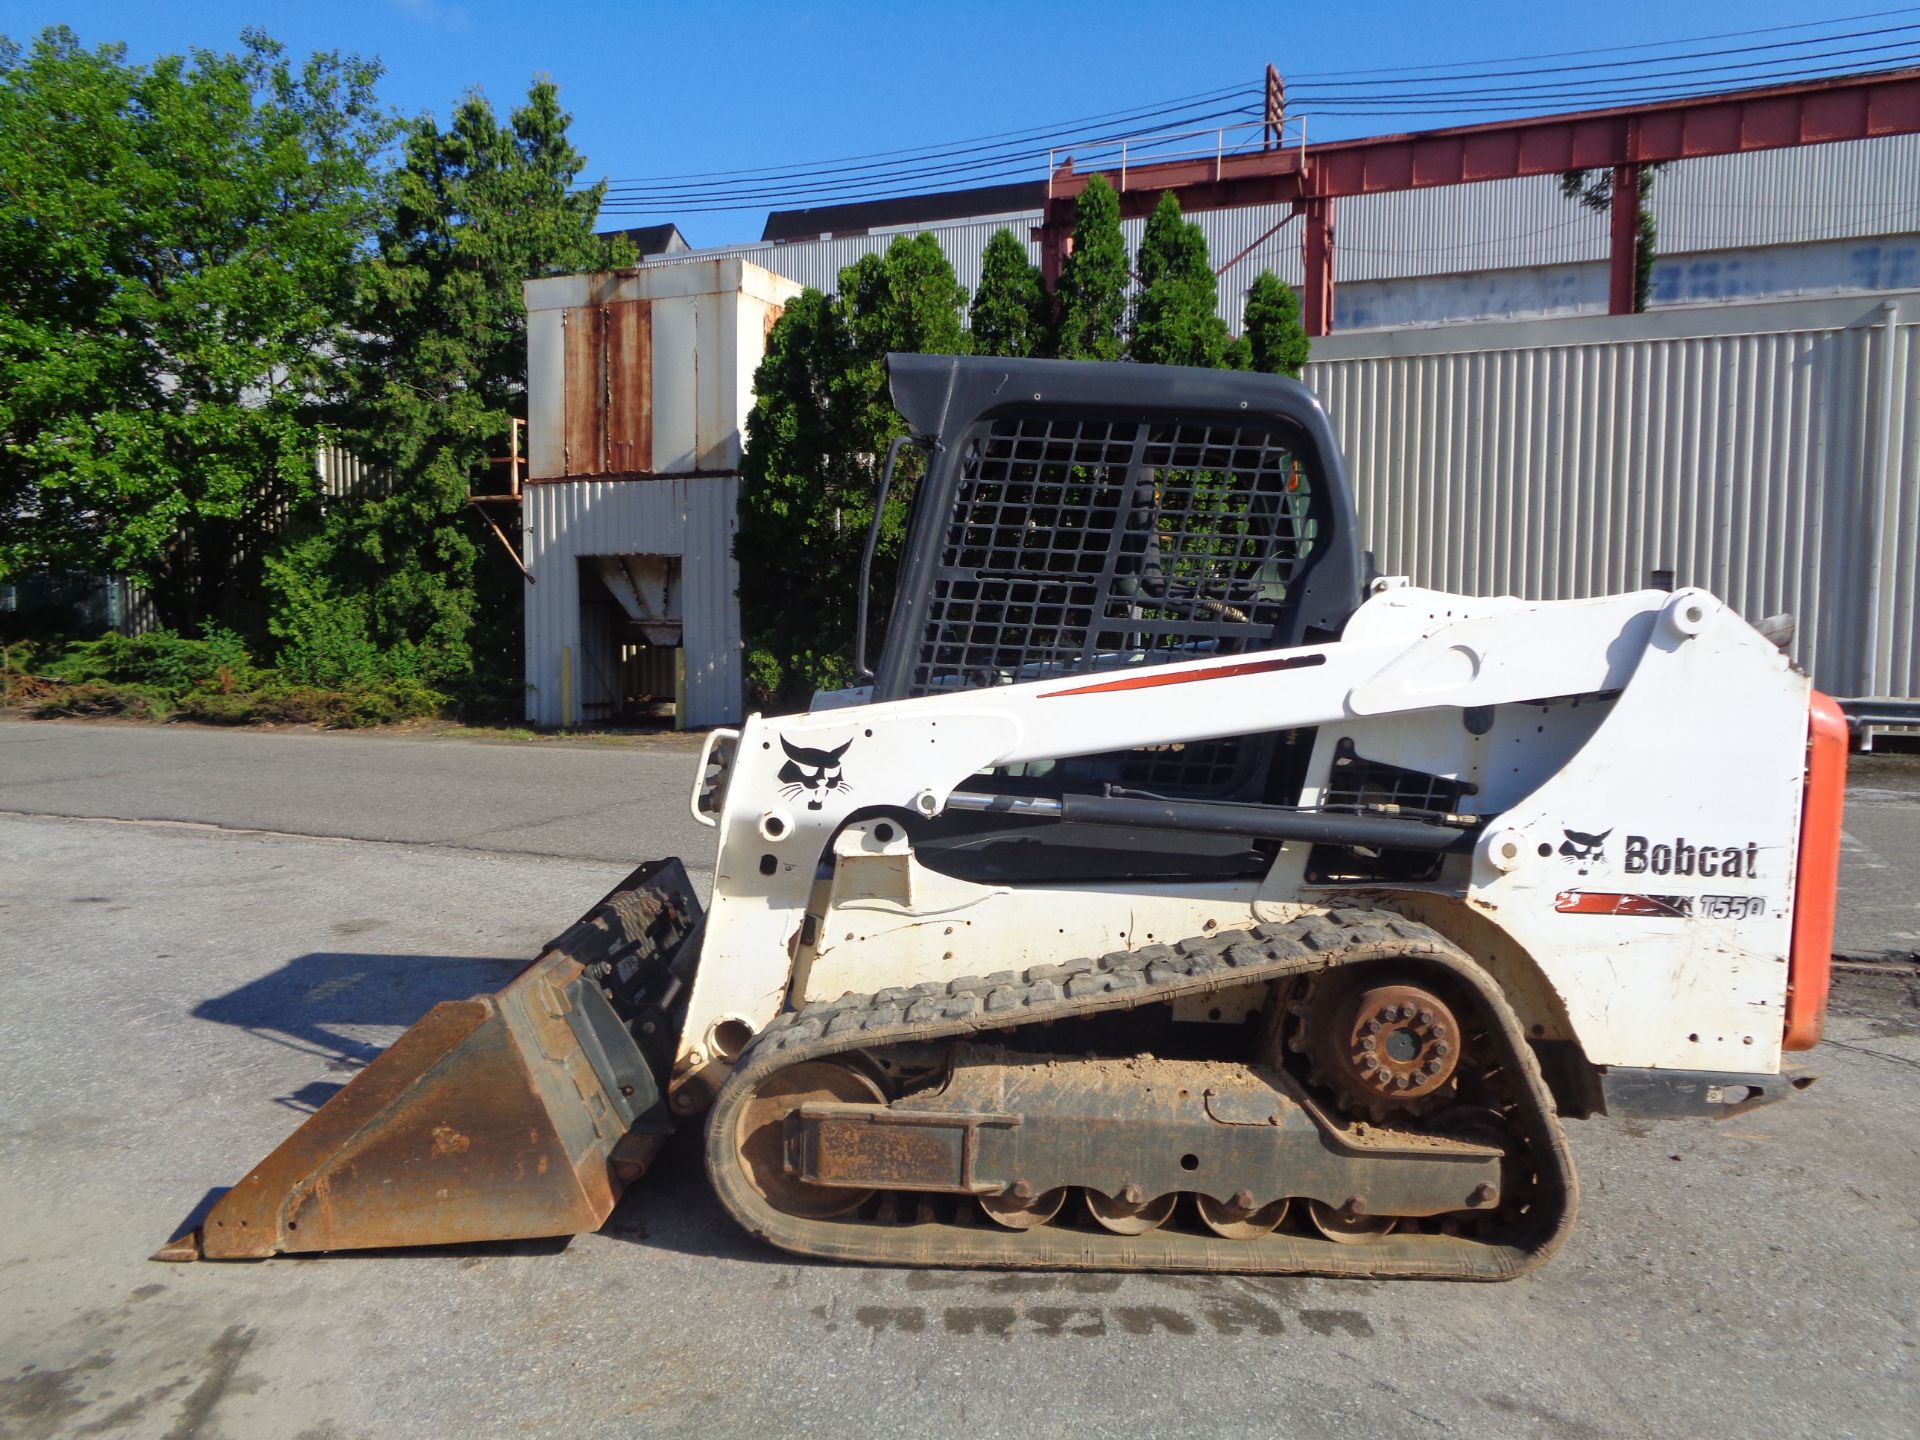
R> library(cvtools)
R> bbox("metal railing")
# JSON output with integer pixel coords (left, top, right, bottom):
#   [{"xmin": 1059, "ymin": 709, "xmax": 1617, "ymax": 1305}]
[{"xmin": 1047, "ymin": 116, "xmax": 1308, "ymax": 198}]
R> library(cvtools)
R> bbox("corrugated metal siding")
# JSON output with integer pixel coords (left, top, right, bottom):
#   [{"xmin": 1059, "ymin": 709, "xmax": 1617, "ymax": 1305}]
[
  {"xmin": 644, "ymin": 134, "xmax": 1920, "ymax": 331},
  {"xmin": 316, "ymin": 444, "xmax": 391, "ymax": 501},
  {"xmin": 1305, "ymin": 291, "xmax": 1920, "ymax": 704},
  {"xmin": 1653, "ymin": 135, "xmax": 1920, "ymax": 254},
  {"xmin": 522, "ymin": 475, "xmax": 743, "ymax": 728}
]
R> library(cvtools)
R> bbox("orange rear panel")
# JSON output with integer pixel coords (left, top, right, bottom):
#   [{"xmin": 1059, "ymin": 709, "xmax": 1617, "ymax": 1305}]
[{"xmin": 1785, "ymin": 692, "xmax": 1847, "ymax": 1050}]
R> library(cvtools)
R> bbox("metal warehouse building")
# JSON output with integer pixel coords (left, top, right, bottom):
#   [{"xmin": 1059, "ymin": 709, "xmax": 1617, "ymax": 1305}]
[
  {"xmin": 653, "ymin": 134, "xmax": 1920, "ymax": 334},
  {"xmin": 515, "ymin": 120, "xmax": 1918, "ymax": 731}
]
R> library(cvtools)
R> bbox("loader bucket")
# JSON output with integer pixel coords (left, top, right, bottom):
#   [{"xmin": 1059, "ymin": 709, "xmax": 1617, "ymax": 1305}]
[{"xmin": 155, "ymin": 859, "xmax": 704, "ymax": 1260}]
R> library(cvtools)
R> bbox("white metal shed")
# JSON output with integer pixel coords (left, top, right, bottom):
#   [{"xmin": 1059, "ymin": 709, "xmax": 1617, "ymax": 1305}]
[{"xmin": 521, "ymin": 258, "xmax": 801, "ymax": 729}]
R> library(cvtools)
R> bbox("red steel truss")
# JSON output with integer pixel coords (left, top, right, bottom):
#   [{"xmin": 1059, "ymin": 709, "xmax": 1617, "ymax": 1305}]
[{"xmin": 1036, "ymin": 68, "xmax": 1920, "ymax": 335}]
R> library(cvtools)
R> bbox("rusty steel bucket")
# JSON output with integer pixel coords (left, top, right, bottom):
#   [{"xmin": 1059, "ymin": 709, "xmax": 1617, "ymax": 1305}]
[{"xmin": 155, "ymin": 860, "xmax": 703, "ymax": 1261}]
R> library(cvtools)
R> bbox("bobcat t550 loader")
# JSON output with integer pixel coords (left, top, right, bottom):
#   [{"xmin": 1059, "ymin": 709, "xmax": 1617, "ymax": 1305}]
[{"xmin": 160, "ymin": 355, "xmax": 1845, "ymax": 1279}]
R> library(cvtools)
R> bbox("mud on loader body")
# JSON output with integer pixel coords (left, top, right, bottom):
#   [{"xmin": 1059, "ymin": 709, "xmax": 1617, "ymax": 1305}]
[{"xmin": 161, "ymin": 356, "xmax": 1845, "ymax": 1278}]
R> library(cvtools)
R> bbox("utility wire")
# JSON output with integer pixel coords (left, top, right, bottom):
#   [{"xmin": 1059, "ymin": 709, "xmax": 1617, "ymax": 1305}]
[
  {"xmin": 599, "ymin": 83, "xmax": 1257, "ymax": 190},
  {"xmin": 595, "ymin": 12, "xmax": 1920, "ymax": 219},
  {"xmin": 1291, "ymin": 19, "xmax": 1920, "ymax": 89},
  {"xmin": 599, "ymin": 95, "xmax": 1259, "ymax": 201},
  {"xmin": 1288, "ymin": 55, "xmax": 1920, "ymax": 115},
  {"xmin": 600, "ymin": 104, "xmax": 1261, "ymax": 210},
  {"xmin": 1290, "ymin": 37, "xmax": 1920, "ymax": 103},
  {"xmin": 1285, "ymin": 6, "xmax": 1920, "ymax": 77}
]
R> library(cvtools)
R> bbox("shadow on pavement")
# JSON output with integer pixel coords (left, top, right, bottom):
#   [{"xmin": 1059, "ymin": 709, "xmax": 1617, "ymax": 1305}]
[
  {"xmin": 595, "ymin": 1128, "xmax": 786, "ymax": 1268},
  {"xmin": 192, "ymin": 950, "xmax": 526, "ymax": 1105}
]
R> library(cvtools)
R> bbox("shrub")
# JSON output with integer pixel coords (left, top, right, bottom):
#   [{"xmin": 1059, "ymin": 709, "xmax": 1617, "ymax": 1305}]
[
  {"xmin": 33, "ymin": 683, "xmax": 171, "ymax": 720},
  {"xmin": 1, "ymin": 642, "xmax": 60, "ymax": 705},
  {"xmin": 46, "ymin": 629, "xmax": 266, "ymax": 694},
  {"xmin": 173, "ymin": 691, "xmax": 265, "ymax": 725}
]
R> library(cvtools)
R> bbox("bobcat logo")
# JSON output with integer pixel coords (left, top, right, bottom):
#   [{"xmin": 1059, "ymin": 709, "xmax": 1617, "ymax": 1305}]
[
  {"xmin": 1559, "ymin": 827, "xmax": 1611, "ymax": 875},
  {"xmin": 778, "ymin": 737, "xmax": 853, "ymax": 810}
]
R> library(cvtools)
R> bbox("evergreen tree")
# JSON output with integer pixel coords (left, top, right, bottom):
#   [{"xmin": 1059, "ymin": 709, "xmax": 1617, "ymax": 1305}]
[
  {"xmin": 1241, "ymin": 271, "xmax": 1311, "ymax": 377},
  {"xmin": 1054, "ymin": 174, "xmax": 1128, "ymax": 361},
  {"xmin": 0, "ymin": 28, "xmax": 389, "ymax": 635},
  {"xmin": 968, "ymin": 229, "xmax": 1048, "ymax": 358},
  {"xmin": 1130, "ymin": 192, "xmax": 1233, "ymax": 367},
  {"xmin": 737, "ymin": 234, "xmax": 968, "ymax": 706},
  {"xmin": 268, "ymin": 79, "xmax": 631, "ymax": 691}
]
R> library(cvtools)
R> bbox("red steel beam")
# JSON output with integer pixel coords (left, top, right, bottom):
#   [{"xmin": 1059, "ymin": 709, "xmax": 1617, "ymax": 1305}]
[
  {"xmin": 1607, "ymin": 165, "xmax": 1643, "ymax": 316},
  {"xmin": 1038, "ymin": 67, "xmax": 1920, "ymax": 333},
  {"xmin": 1045, "ymin": 67, "xmax": 1920, "ymax": 210}
]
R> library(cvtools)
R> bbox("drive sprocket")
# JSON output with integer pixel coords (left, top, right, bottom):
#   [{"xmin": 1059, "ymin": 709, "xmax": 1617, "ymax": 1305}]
[{"xmin": 1295, "ymin": 973, "xmax": 1462, "ymax": 1121}]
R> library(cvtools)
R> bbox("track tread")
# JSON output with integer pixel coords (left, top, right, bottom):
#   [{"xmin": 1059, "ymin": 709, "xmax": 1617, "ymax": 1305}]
[{"xmin": 709, "ymin": 907, "xmax": 1578, "ymax": 1280}]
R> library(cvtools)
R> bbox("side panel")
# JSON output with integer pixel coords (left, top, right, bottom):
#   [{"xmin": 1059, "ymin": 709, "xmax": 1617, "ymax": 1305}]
[
  {"xmin": 1462, "ymin": 595, "xmax": 1807, "ymax": 1072},
  {"xmin": 1785, "ymin": 691, "xmax": 1847, "ymax": 1049}
]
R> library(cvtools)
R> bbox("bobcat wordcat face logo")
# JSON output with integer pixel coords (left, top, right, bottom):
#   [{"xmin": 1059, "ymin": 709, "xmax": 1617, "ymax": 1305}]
[
  {"xmin": 1558, "ymin": 827, "xmax": 1610, "ymax": 875},
  {"xmin": 778, "ymin": 737, "xmax": 853, "ymax": 811}
]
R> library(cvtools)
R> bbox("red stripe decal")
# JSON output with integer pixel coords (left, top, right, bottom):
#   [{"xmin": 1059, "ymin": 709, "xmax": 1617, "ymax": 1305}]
[
  {"xmin": 1041, "ymin": 652, "xmax": 1326, "ymax": 699},
  {"xmin": 1554, "ymin": 891, "xmax": 1691, "ymax": 918}
]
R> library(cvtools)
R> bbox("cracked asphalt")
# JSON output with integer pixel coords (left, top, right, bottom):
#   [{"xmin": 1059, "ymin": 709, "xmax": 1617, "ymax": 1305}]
[{"xmin": 0, "ymin": 720, "xmax": 1915, "ymax": 1439}]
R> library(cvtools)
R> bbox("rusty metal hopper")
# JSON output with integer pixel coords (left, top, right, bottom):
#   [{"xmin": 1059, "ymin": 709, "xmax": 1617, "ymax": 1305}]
[{"xmin": 156, "ymin": 860, "xmax": 703, "ymax": 1260}]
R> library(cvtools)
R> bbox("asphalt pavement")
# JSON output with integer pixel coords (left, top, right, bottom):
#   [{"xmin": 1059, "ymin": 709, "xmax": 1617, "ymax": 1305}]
[{"xmin": 1, "ymin": 719, "xmax": 1916, "ymax": 1440}]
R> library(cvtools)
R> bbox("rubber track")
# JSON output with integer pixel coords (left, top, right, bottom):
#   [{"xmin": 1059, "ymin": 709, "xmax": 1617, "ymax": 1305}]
[{"xmin": 705, "ymin": 907, "xmax": 1579, "ymax": 1280}]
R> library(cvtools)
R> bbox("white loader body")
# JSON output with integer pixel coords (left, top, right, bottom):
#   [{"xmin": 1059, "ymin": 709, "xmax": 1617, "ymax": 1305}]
[{"xmin": 677, "ymin": 581, "xmax": 1813, "ymax": 1100}]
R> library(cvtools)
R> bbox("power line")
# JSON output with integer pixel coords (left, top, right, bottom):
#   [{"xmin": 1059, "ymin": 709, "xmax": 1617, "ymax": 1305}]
[
  {"xmin": 594, "ymin": 12, "xmax": 1920, "ymax": 219},
  {"xmin": 597, "ymin": 94, "xmax": 1257, "ymax": 201},
  {"xmin": 598, "ymin": 104, "xmax": 1260, "ymax": 211},
  {"xmin": 1290, "ymin": 55, "xmax": 1920, "ymax": 114},
  {"xmin": 1290, "ymin": 36, "xmax": 1920, "ymax": 103},
  {"xmin": 1285, "ymin": 6, "xmax": 1920, "ymax": 78},
  {"xmin": 1291, "ymin": 19, "xmax": 1920, "ymax": 90},
  {"xmin": 599, "ymin": 103, "xmax": 1264, "ymax": 210},
  {"xmin": 598, "ymin": 82, "xmax": 1256, "ymax": 190}
]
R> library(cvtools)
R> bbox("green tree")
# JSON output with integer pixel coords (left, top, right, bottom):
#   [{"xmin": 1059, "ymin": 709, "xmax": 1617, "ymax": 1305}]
[
  {"xmin": 737, "ymin": 234, "xmax": 968, "ymax": 707},
  {"xmin": 968, "ymin": 228, "xmax": 1048, "ymax": 358},
  {"xmin": 0, "ymin": 27, "xmax": 390, "ymax": 633},
  {"xmin": 270, "ymin": 79, "xmax": 631, "ymax": 689},
  {"xmin": 1559, "ymin": 166, "xmax": 1667, "ymax": 313},
  {"xmin": 1054, "ymin": 174, "xmax": 1128, "ymax": 361},
  {"xmin": 1241, "ymin": 271, "xmax": 1311, "ymax": 377},
  {"xmin": 1130, "ymin": 192, "xmax": 1233, "ymax": 368}
]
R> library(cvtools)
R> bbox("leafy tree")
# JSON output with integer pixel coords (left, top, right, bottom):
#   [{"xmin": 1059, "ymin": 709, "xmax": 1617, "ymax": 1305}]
[
  {"xmin": 1241, "ymin": 271, "xmax": 1311, "ymax": 377},
  {"xmin": 1054, "ymin": 174, "xmax": 1128, "ymax": 361},
  {"xmin": 1130, "ymin": 192, "xmax": 1234, "ymax": 368},
  {"xmin": 271, "ymin": 79, "xmax": 631, "ymax": 689},
  {"xmin": 737, "ymin": 234, "xmax": 968, "ymax": 706},
  {"xmin": 1560, "ymin": 166, "xmax": 1667, "ymax": 313},
  {"xmin": 968, "ymin": 228, "xmax": 1048, "ymax": 358},
  {"xmin": 0, "ymin": 27, "xmax": 390, "ymax": 634}
]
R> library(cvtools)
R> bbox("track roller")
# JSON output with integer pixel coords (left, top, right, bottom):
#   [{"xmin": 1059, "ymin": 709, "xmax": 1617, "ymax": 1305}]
[
  {"xmin": 1305, "ymin": 1198, "xmax": 1397, "ymax": 1244},
  {"xmin": 980, "ymin": 1186, "xmax": 1068, "ymax": 1230},
  {"xmin": 1086, "ymin": 1189, "xmax": 1177, "ymax": 1235},
  {"xmin": 1195, "ymin": 1193, "xmax": 1290, "ymax": 1240}
]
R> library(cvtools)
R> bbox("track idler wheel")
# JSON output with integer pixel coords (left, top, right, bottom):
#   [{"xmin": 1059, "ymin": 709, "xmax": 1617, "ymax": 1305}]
[
  {"xmin": 1300, "ymin": 975, "xmax": 1462, "ymax": 1120},
  {"xmin": 1196, "ymin": 1192, "xmax": 1290, "ymax": 1240},
  {"xmin": 735, "ymin": 1060, "xmax": 884, "ymax": 1219},
  {"xmin": 1086, "ymin": 1188, "xmax": 1177, "ymax": 1235}
]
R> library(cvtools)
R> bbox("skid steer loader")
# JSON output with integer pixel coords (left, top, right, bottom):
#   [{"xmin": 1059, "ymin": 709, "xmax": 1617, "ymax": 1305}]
[{"xmin": 158, "ymin": 355, "xmax": 1846, "ymax": 1279}]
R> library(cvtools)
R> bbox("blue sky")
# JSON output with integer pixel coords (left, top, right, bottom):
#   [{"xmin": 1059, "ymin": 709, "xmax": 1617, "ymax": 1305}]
[{"xmin": 1, "ymin": 1, "xmax": 1901, "ymax": 244}]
